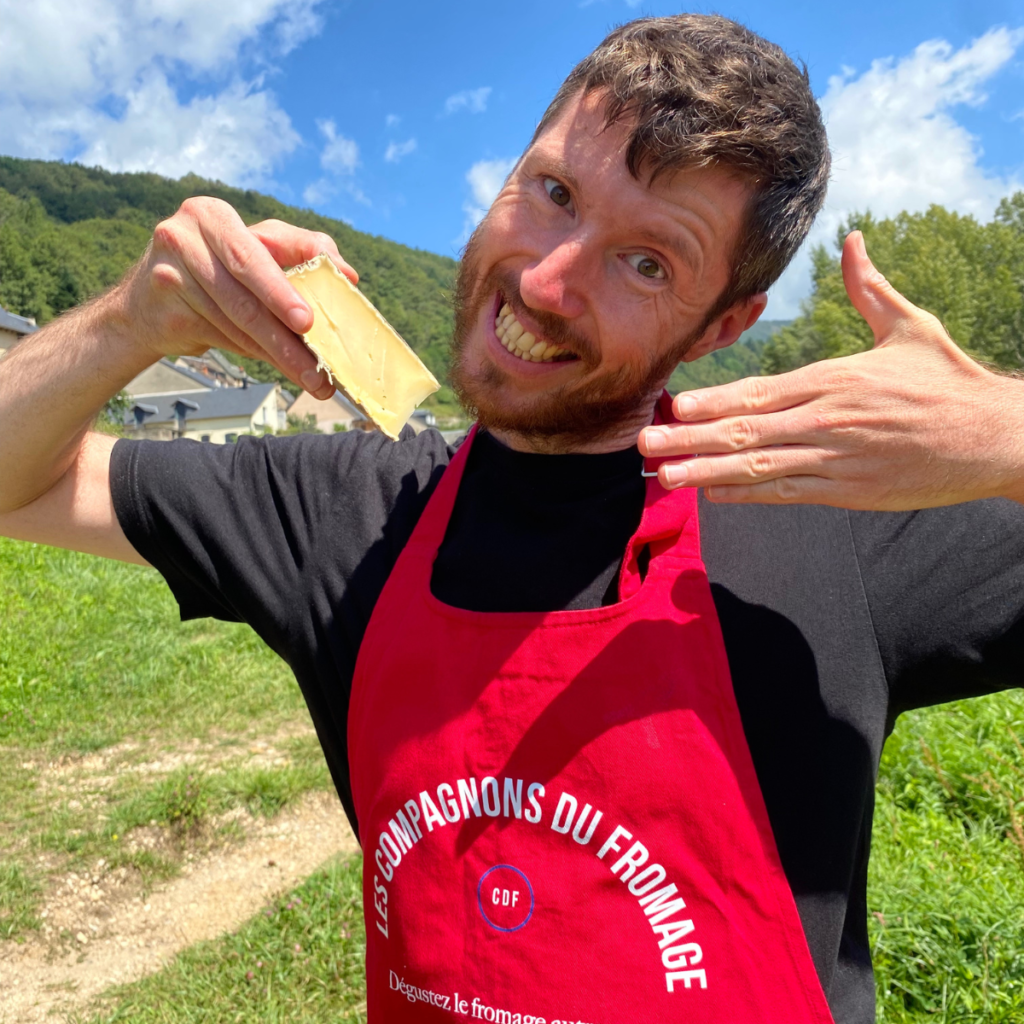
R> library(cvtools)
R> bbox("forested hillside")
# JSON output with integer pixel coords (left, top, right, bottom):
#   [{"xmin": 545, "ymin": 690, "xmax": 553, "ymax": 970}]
[
  {"xmin": 668, "ymin": 318, "xmax": 789, "ymax": 392},
  {"xmin": 762, "ymin": 194, "xmax": 1024, "ymax": 375},
  {"xmin": 3, "ymin": 156, "xmax": 1021, "ymax": 409},
  {"xmin": 0, "ymin": 156, "xmax": 459, "ymax": 407}
]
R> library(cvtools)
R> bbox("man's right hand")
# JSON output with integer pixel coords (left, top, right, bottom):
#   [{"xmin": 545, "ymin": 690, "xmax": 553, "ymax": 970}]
[
  {"xmin": 0, "ymin": 197, "xmax": 355, "ymax": 557},
  {"xmin": 127, "ymin": 198, "xmax": 356, "ymax": 400}
]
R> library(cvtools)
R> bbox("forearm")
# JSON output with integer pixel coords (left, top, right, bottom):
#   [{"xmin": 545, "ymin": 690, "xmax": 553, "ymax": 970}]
[
  {"xmin": 995, "ymin": 372, "xmax": 1024, "ymax": 507},
  {"xmin": 0, "ymin": 280, "xmax": 157, "ymax": 513},
  {"xmin": 991, "ymin": 372, "xmax": 1024, "ymax": 507}
]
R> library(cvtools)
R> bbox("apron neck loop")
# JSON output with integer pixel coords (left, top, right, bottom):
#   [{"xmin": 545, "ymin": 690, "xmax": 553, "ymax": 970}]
[
  {"xmin": 407, "ymin": 424, "xmax": 481, "ymax": 554},
  {"xmin": 619, "ymin": 391, "xmax": 700, "ymax": 602},
  {"xmin": 420, "ymin": 393, "xmax": 699, "ymax": 601}
]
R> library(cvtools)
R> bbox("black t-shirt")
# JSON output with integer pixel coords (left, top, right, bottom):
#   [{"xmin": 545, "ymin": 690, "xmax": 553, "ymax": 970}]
[{"xmin": 110, "ymin": 427, "xmax": 1024, "ymax": 1024}]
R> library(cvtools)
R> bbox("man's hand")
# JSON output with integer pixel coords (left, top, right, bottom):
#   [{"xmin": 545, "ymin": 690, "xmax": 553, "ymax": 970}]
[
  {"xmin": 128, "ymin": 198, "xmax": 357, "ymax": 399},
  {"xmin": 639, "ymin": 231, "xmax": 1024, "ymax": 510},
  {"xmin": 0, "ymin": 198, "xmax": 355, "ymax": 538}
]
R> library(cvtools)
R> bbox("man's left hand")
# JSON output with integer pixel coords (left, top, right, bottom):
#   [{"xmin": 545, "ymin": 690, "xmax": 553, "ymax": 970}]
[{"xmin": 639, "ymin": 231, "xmax": 1024, "ymax": 510}]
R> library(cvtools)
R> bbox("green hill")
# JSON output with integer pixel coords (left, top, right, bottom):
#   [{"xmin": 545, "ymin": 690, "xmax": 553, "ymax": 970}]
[
  {"xmin": 668, "ymin": 319, "xmax": 788, "ymax": 393},
  {"xmin": 0, "ymin": 156, "xmax": 460, "ymax": 410},
  {"xmin": 0, "ymin": 155, "xmax": 796, "ymax": 410}
]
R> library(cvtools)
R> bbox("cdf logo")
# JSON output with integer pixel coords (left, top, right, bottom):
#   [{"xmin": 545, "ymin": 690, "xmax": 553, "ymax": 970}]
[{"xmin": 477, "ymin": 865, "xmax": 534, "ymax": 932}]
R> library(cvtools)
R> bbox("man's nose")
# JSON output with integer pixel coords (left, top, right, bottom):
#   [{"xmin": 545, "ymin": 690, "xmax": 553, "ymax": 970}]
[{"xmin": 518, "ymin": 238, "xmax": 589, "ymax": 320}]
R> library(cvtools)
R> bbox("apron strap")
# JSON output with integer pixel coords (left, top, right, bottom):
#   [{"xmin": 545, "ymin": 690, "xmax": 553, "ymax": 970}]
[
  {"xmin": 410, "ymin": 392, "xmax": 700, "ymax": 602},
  {"xmin": 619, "ymin": 391, "xmax": 700, "ymax": 601},
  {"xmin": 404, "ymin": 423, "xmax": 481, "ymax": 554}
]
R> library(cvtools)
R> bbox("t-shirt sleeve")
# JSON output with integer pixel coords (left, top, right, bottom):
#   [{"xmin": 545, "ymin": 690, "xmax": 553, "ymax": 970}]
[
  {"xmin": 849, "ymin": 498, "xmax": 1024, "ymax": 719},
  {"xmin": 111, "ymin": 426, "xmax": 452, "ymax": 838},
  {"xmin": 110, "ymin": 428, "xmax": 451, "ymax": 654}
]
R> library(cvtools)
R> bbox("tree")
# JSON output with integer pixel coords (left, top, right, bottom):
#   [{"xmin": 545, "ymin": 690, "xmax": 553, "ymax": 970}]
[
  {"xmin": 281, "ymin": 413, "xmax": 320, "ymax": 435},
  {"xmin": 0, "ymin": 156, "xmax": 460, "ymax": 416},
  {"xmin": 762, "ymin": 196, "xmax": 1024, "ymax": 375}
]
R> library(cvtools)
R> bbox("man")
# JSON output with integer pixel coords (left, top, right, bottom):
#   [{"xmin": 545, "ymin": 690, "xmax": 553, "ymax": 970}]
[{"xmin": 1, "ymin": 14, "xmax": 1022, "ymax": 1024}]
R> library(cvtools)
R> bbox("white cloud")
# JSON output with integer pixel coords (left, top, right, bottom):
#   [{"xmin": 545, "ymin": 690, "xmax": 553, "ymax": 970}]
[
  {"xmin": 303, "ymin": 178, "xmax": 333, "ymax": 206},
  {"xmin": 303, "ymin": 119, "xmax": 369, "ymax": 211},
  {"xmin": 385, "ymin": 113, "xmax": 401, "ymax": 127},
  {"xmin": 75, "ymin": 74, "xmax": 300, "ymax": 183},
  {"xmin": 384, "ymin": 138, "xmax": 417, "ymax": 163},
  {"xmin": 303, "ymin": 175, "xmax": 370, "ymax": 209},
  {"xmin": 767, "ymin": 27, "xmax": 1024, "ymax": 318},
  {"xmin": 460, "ymin": 156, "xmax": 517, "ymax": 241},
  {"xmin": 444, "ymin": 87, "xmax": 492, "ymax": 116},
  {"xmin": 0, "ymin": 0, "xmax": 325, "ymax": 185},
  {"xmin": 317, "ymin": 119, "xmax": 360, "ymax": 175},
  {"xmin": 274, "ymin": 0, "xmax": 325, "ymax": 54}
]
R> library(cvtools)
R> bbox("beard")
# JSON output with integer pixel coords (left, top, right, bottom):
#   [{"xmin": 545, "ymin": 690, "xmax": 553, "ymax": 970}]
[{"xmin": 449, "ymin": 221, "xmax": 703, "ymax": 451}]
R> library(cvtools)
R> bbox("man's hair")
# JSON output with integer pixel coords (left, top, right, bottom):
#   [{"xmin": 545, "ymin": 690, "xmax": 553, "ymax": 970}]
[{"xmin": 532, "ymin": 14, "xmax": 830, "ymax": 328}]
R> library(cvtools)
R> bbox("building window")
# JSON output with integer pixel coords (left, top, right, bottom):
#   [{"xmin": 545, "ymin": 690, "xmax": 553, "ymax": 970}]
[
  {"xmin": 226, "ymin": 433, "xmax": 238, "ymax": 443},
  {"xmin": 200, "ymin": 434, "xmax": 211, "ymax": 443}
]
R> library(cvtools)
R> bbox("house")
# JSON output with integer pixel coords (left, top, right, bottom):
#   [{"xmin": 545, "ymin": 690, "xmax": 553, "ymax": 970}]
[
  {"xmin": 125, "ymin": 382, "xmax": 288, "ymax": 442},
  {"xmin": 286, "ymin": 389, "xmax": 365, "ymax": 432},
  {"xmin": 408, "ymin": 408, "xmax": 438, "ymax": 433},
  {"xmin": 125, "ymin": 354, "xmax": 257, "ymax": 397},
  {"xmin": 0, "ymin": 305, "xmax": 38, "ymax": 359},
  {"xmin": 126, "ymin": 358, "xmax": 220, "ymax": 398},
  {"xmin": 123, "ymin": 352, "xmax": 292, "ymax": 442},
  {"xmin": 124, "ymin": 349, "xmax": 436, "ymax": 441},
  {"xmin": 174, "ymin": 349, "xmax": 257, "ymax": 388},
  {"xmin": 288, "ymin": 388, "xmax": 439, "ymax": 435}
]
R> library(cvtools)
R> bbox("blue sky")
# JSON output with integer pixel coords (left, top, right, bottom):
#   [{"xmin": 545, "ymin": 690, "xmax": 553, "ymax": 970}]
[{"xmin": 1, "ymin": 0, "xmax": 1022, "ymax": 316}]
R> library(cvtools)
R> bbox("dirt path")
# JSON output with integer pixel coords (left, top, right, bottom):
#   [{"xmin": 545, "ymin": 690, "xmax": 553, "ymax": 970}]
[{"xmin": 0, "ymin": 790, "xmax": 357, "ymax": 1024}]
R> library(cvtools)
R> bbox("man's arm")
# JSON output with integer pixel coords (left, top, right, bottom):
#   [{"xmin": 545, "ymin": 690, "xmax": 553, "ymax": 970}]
[
  {"xmin": 0, "ymin": 198, "xmax": 354, "ymax": 560},
  {"xmin": 639, "ymin": 231, "xmax": 1024, "ymax": 510}
]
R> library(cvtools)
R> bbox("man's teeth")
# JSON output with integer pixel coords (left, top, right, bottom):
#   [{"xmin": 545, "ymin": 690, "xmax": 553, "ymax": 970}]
[{"xmin": 493, "ymin": 303, "xmax": 574, "ymax": 362}]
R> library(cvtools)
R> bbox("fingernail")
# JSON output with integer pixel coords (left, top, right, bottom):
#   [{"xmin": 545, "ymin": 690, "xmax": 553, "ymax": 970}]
[
  {"xmin": 301, "ymin": 369, "xmax": 324, "ymax": 393},
  {"xmin": 287, "ymin": 306, "xmax": 311, "ymax": 333},
  {"xmin": 675, "ymin": 395, "xmax": 697, "ymax": 417},
  {"xmin": 663, "ymin": 463, "xmax": 688, "ymax": 487},
  {"xmin": 644, "ymin": 428, "xmax": 667, "ymax": 453}
]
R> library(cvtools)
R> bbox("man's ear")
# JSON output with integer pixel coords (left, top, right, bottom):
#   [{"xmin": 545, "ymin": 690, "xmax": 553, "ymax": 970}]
[{"xmin": 680, "ymin": 292, "xmax": 768, "ymax": 363}]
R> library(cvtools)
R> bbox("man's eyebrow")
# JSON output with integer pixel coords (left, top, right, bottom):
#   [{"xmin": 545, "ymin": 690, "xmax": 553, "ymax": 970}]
[
  {"xmin": 529, "ymin": 151, "xmax": 702, "ymax": 275},
  {"xmin": 528, "ymin": 153, "xmax": 584, "ymax": 197},
  {"xmin": 641, "ymin": 228, "xmax": 702, "ymax": 276}
]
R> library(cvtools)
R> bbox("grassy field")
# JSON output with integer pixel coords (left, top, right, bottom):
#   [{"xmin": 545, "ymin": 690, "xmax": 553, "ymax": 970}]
[
  {"xmin": 0, "ymin": 536, "xmax": 333, "ymax": 943},
  {"xmin": 74, "ymin": 857, "xmax": 368, "ymax": 1024},
  {"xmin": 2, "ymin": 535, "xmax": 1024, "ymax": 1022},
  {"xmin": 871, "ymin": 692, "xmax": 1024, "ymax": 1022},
  {"xmin": 0, "ymin": 539, "xmax": 306, "ymax": 749}
]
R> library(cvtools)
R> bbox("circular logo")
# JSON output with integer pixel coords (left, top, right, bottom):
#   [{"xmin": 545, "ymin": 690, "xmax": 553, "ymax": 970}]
[{"xmin": 477, "ymin": 865, "xmax": 534, "ymax": 933}]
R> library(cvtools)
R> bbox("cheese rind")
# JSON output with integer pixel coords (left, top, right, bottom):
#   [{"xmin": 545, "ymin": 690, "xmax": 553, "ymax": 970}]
[{"xmin": 285, "ymin": 253, "xmax": 440, "ymax": 440}]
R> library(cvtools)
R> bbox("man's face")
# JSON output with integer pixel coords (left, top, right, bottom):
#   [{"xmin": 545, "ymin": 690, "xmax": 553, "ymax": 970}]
[{"xmin": 450, "ymin": 89, "xmax": 752, "ymax": 449}]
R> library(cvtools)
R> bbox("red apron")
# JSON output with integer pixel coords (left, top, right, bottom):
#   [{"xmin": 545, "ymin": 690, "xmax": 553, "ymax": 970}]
[{"xmin": 348, "ymin": 399, "xmax": 835, "ymax": 1024}]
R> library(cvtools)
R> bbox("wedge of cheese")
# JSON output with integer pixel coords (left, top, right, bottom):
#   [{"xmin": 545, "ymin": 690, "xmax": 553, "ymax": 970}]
[{"xmin": 285, "ymin": 253, "xmax": 440, "ymax": 440}]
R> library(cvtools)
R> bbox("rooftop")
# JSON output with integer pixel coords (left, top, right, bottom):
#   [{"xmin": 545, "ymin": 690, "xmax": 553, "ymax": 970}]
[
  {"xmin": 125, "ymin": 383, "xmax": 279, "ymax": 426},
  {"xmin": 0, "ymin": 307, "xmax": 38, "ymax": 336}
]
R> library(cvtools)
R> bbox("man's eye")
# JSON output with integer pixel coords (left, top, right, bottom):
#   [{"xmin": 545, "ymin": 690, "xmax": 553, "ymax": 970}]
[
  {"xmin": 626, "ymin": 254, "xmax": 665, "ymax": 279},
  {"xmin": 544, "ymin": 178, "xmax": 572, "ymax": 208}
]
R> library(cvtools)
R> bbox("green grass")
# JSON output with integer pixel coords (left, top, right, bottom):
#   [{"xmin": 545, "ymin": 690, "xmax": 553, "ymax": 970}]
[
  {"xmin": 69, "ymin": 688, "xmax": 1024, "ymax": 1024},
  {"xmin": 0, "ymin": 859, "xmax": 42, "ymax": 939},
  {"xmin": 106, "ymin": 758, "xmax": 332, "ymax": 839},
  {"xmin": 0, "ymin": 537, "xmax": 304, "ymax": 749},
  {"xmin": 75, "ymin": 856, "xmax": 367, "ymax": 1024},
  {"xmin": 5, "ymin": 537, "xmax": 1024, "ymax": 1021},
  {"xmin": 870, "ymin": 691, "xmax": 1024, "ymax": 1022},
  {"xmin": 0, "ymin": 734, "xmax": 334, "ymax": 926},
  {"xmin": 0, "ymin": 537, "xmax": 331, "ymax": 942}
]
